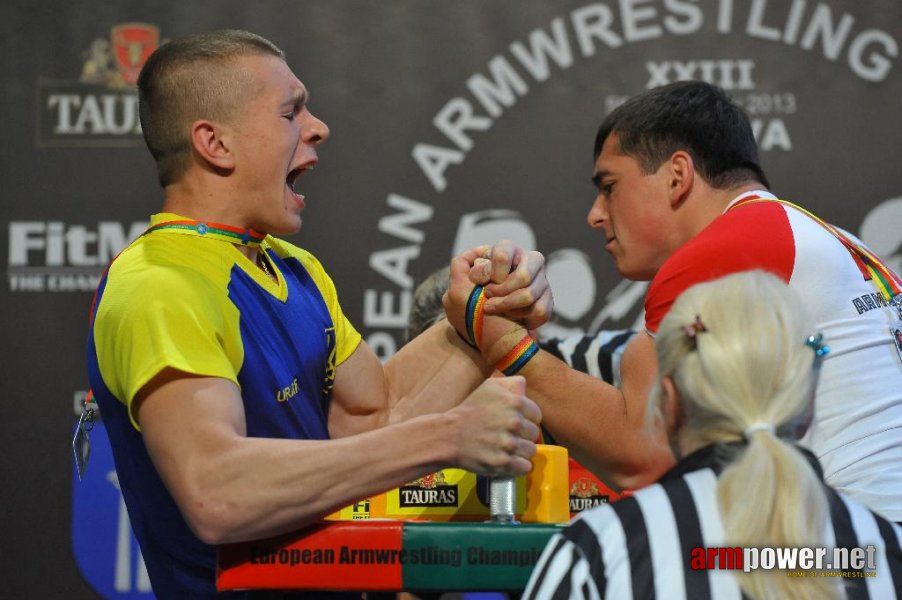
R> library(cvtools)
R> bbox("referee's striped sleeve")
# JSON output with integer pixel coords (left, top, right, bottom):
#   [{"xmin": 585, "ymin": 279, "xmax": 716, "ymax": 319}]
[
  {"xmin": 634, "ymin": 482, "xmax": 686, "ymax": 600},
  {"xmin": 830, "ymin": 491, "xmax": 869, "ymax": 600},
  {"xmin": 523, "ymin": 506, "xmax": 631, "ymax": 600},
  {"xmin": 539, "ymin": 329, "xmax": 635, "ymax": 385},
  {"xmin": 682, "ymin": 469, "xmax": 742, "ymax": 600},
  {"xmin": 874, "ymin": 517, "xmax": 901, "ymax": 595},
  {"xmin": 661, "ymin": 477, "xmax": 711, "ymax": 598},
  {"xmin": 835, "ymin": 493, "xmax": 902, "ymax": 599},
  {"xmin": 524, "ymin": 534, "xmax": 598, "ymax": 600}
]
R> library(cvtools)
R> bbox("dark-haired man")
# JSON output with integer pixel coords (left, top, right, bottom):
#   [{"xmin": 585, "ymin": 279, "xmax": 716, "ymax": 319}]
[
  {"xmin": 455, "ymin": 81, "xmax": 902, "ymax": 523},
  {"xmin": 88, "ymin": 29, "xmax": 551, "ymax": 598}
]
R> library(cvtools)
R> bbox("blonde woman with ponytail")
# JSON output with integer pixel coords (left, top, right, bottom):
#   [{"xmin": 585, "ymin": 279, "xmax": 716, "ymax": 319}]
[{"xmin": 525, "ymin": 270, "xmax": 901, "ymax": 600}]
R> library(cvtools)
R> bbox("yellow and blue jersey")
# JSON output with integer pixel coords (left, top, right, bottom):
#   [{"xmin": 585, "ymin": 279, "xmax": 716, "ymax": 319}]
[{"xmin": 86, "ymin": 212, "xmax": 361, "ymax": 598}]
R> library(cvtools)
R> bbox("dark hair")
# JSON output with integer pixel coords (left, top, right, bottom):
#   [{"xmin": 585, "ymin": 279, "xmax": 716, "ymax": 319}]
[
  {"xmin": 137, "ymin": 30, "xmax": 285, "ymax": 187},
  {"xmin": 594, "ymin": 81, "xmax": 769, "ymax": 190}
]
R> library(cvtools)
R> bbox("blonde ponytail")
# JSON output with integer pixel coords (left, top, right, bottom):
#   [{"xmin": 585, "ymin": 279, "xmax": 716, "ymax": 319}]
[{"xmin": 653, "ymin": 271, "xmax": 841, "ymax": 599}]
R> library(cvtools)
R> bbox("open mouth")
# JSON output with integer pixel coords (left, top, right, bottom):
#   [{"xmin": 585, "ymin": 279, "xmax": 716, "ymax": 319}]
[{"xmin": 286, "ymin": 163, "xmax": 314, "ymax": 195}]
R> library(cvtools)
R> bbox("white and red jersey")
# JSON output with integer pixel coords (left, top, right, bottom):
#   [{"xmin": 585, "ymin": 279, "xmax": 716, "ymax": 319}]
[{"xmin": 646, "ymin": 190, "xmax": 902, "ymax": 521}]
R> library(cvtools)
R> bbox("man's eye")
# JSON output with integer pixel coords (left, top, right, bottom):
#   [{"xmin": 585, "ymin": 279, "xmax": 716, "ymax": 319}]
[{"xmin": 283, "ymin": 112, "xmax": 296, "ymax": 121}]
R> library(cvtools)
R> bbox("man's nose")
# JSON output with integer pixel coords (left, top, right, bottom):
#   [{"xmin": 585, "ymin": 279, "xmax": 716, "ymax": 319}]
[
  {"xmin": 302, "ymin": 111, "xmax": 330, "ymax": 145},
  {"xmin": 587, "ymin": 195, "xmax": 607, "ymax": 229}
]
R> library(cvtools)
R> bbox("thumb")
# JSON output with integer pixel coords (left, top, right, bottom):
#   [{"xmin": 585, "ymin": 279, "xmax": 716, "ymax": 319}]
[
  {"xmin": 492, "ymin": 375, "xmax": 526, "ymax": 394},
  {"xmin": 469, "ymin": 257, "xmax": 492, "ymax": 286}
]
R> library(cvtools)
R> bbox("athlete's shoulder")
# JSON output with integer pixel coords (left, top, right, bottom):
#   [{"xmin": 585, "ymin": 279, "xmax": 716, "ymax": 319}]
[
  {"xmin": 109, "ymin": 234, "xmax": 227, "ymax": 288},
  {"xmin": 688, "ymin": 200, "xmax": 793, "ymax": 255},
  {"xmin": 646, "ymin": 202, "xmax": 797, "ymax": 331}
]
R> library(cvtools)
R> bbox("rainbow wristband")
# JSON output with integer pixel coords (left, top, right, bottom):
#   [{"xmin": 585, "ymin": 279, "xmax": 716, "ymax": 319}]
[
  {"xmin": 465, "ymin": 286, "xmax": 487, "ymax": 347},
  {"xmin": 495, "ymin": 333, "xmax": 539, "ymax": 376}
]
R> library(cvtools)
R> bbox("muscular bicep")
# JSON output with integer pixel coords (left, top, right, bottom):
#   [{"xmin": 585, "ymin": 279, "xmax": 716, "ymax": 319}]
[
  {"xmin": 328, "ymin": 342, "xmax": 390, "ymax": 438},
  {"xmin": 133, "ymin": 370, "xmax": 248, "ymax": 532}
]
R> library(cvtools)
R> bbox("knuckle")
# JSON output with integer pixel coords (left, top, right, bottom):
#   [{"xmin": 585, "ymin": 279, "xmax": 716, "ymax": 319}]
[
  {"xmin": 527, "ymin": 250, "xmax": 545, "ymax": 266},
  {"xmin": 512, "ymin": 269, "xmax": 531, "ymax": 287},
  {"xmin": 531, "ymin": 303, "xmax": 547, "ymax": 320},
  {"xmin": 500, "ymin": 433, "xmax": 518, "ymax": 453},
  {"xmin": 492, "ymin": 246, "xmax": 511, "ymax": 262}
]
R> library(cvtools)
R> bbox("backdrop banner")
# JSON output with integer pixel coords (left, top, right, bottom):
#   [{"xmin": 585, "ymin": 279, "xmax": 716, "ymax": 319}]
[{"xmin": 1, "ymin": 1, "xmax": 900, "ymax": 597}]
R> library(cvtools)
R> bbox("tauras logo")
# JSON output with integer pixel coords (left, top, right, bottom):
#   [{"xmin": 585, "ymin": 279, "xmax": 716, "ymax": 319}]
[
  {"xmin": 398, "ymin": 485, "xmax": 459, "ymax": 507},
  {"xmin": 37, "ymin": 23, "xmax": 164, "ymax": 146},
  {"xmin": 399, "ymin": 472, "xmax": 459, "ymax": 507},
  {"xmin": 569, "ymin": 477, "xmax": 609, "ymax": 513},
  {"xmin": 570, "ymin": 496, "xmax": 609, "ymax": 512},
  {"xmin": 7, "ymin": 220, "xmax": 146, "ymax": 292}
]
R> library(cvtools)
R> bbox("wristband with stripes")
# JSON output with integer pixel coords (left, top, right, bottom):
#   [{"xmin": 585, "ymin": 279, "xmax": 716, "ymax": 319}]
[
  {"xmin": 464, "ymin": 285, "xmax": 487, "ymax": 347},
  {"xmin": 455, "ymin": 328, "xmax": 479, "ymax": 350},
  {"xmin": 495, "ymin": 333, "xmax": 539, "ymax": 375}
]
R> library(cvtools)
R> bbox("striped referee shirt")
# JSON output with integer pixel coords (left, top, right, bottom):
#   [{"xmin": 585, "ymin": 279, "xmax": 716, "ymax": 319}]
[
  {"xmin": 540, "ymin": 329, "xmax": 636, "ymax": 386},
  {"xmin": 524, "ymin": 443, "xmax": 902, "ymax": 599}
]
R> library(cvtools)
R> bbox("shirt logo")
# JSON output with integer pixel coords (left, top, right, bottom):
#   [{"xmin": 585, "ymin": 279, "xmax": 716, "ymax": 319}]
[
  {"xmin": 276, "ymin": 377, "xmax": 299, "ymax": 403},
  {"xmin": 322, "ymin": 327, "xmax": 337, "ymax": 397}
]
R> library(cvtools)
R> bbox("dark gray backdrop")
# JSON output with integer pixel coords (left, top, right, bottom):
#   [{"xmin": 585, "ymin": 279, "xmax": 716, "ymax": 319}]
[{"xmin": 2, "ymin": 1, "xmax": 900, "ymax": 597}]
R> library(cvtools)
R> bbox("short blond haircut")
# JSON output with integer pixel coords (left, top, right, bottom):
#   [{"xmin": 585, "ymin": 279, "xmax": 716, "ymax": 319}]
[{"xmin": 137, "ymin": 30, "xmax": 285, "ymax": 187}]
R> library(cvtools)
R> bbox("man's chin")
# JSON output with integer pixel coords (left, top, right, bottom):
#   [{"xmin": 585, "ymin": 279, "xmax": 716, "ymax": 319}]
[
  {"xmin": 266, "ymin": 217, "xmax": 303, "ymax": 237},
  {"xmin": 614, "ymin": 262, "xmax": 655, "ymax": 282}
]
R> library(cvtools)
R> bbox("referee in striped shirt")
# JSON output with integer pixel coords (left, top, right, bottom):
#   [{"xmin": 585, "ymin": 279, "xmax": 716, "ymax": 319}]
[{"xmin": 524, "ymin": 271, "xmax": 902, "ymax": 599}]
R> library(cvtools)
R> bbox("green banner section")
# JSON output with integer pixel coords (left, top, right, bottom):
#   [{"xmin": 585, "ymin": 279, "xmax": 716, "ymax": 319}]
[{"xmin": 401, "ymin": 522, "xmax": 562, "ymax": 591}]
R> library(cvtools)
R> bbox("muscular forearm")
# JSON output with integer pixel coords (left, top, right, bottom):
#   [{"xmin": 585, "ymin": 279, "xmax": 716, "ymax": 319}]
[
  {"xmin": 165, "ymin": 412, "xmax": 459, "ymax": 545},
  {"xmin": 382, "ymin": 321, "xmax": 493, "ymax": 424},
  {"xmin": 520, "ymin": 351, "xmax": 675, "ymax": 490}
]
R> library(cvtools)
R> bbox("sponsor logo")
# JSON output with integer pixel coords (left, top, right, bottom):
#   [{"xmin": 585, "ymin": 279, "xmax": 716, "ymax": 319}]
[
  {"xmin": 275, "ymin": 377, "xmax": 299, "ymax": 403},
  {"xmin": 363, "ymin": 3, "xmax": 900, "ymax": 358},
  {"xmin": 322, "ymin": 326, "xmax": 337, "ymax": 396},
  {"xmin": 399, "ymin": 472, "xmax": 459, "ymax": 507},
  {"xmin": 349, "ymin": 499, "xmax": 371, "ymax": 520},
  {"xmin": 72, "ymin": 421, "xmax": 153, "ymax": 597},
  {"xmin": 569, "ymin": 476, "xmax": 610, "ymax": 513},
  {"xmin": 691, "ymin": 545, "xmax": 877, "ymax": 573},
  {"xmin": 851, "ymin": 292, "xmax": 889, "ymax": 315},
  {"xmin": 7, "ymin": 220, "xmax": 147, "ymax": 292},
  {"xmin": 853, "ymin": 197, "xmax": 902, "ymax": 317},
  {"xmin": 37, "ymin": 23, "xmax": 164, "ymax": 146}
]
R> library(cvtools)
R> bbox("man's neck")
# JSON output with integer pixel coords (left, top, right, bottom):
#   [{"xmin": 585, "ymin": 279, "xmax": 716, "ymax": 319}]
[
  {"xmin": 159, "ymin": 184, "xmax": 261, "ymax": 263},
  {"xmin": 681, "ymin": 181, "xmax": 768, "ymax": 239}
]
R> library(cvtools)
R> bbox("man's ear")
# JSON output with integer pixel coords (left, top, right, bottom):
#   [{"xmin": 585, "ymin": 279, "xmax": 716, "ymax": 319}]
[
  {"xmin": 660, "ymin": 375, "xmax": 684, "ymax": 434},
  {"xmin": 667, "ymin": 150, "xmax": 694, "ymax": 207},
  {"xmin": 189, "ymin": 119, "xmax": 235, "ymax": 171}
]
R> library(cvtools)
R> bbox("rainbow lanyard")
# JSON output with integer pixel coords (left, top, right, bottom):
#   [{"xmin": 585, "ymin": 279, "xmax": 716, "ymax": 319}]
[
  {"xmin": 89, "ymin": 219, "xmax": 266, "ymax": 324},
  {"xmin": 730, "ymin": 196, "xmax": 902, "ymax": 318},
  {"xmin": 143, "ymin": 219, "xmax": 266, "ymax": 247}
]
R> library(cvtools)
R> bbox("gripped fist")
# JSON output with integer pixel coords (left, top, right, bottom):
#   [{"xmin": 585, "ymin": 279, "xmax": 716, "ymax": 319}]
[
  {"xmin": 448, "ymin": 376, "xmax": 541, "ymax": 477},
  {"xmin": 464, "ymin": 241, "xmax": 554, "ymax": 330}
]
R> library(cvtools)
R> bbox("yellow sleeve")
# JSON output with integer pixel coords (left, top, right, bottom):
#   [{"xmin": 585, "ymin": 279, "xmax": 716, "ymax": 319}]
[{"xmin": 93, "ymin": 259, "xmax": 243, "ymax": 428}]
